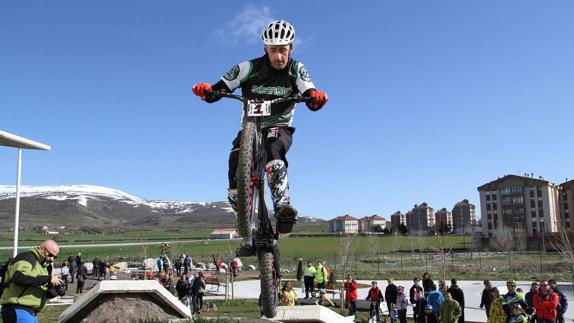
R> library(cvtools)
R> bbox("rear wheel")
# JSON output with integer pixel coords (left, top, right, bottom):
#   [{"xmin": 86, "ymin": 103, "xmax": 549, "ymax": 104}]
[
  {"xmin": 259, "ymin": 250, "xmax": 279, "ymax": 318},
  {"xmin": 236, "ymin": 122, "xmax": 257, "ymax": 238}
]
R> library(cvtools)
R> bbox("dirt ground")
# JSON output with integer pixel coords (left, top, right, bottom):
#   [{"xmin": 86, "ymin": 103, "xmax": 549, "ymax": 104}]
[{"xmin": 79, "ymin": 294, "xmax": 181, "ymax": 323}]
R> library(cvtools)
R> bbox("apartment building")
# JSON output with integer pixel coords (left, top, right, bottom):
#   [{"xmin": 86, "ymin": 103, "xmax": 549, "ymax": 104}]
[
  {"xmin": 328, "ymin": 215, "xmax": 359, "ymax": 234},
  {"xmin": 406, "ymin": 203, "xmax": 435, "ymax": 236},
  {"xmin": 390, "ymin": 211, "xmax": 406, "ymax": 232},
  {"xmin": 435, "ymin": 208, "xmax": 453, "ymax": 234},
  {"xmin": 358, "ymin": 215, "xmax": 386, "ymax": 233},
  {"xmin": 452, "ymin": 199, "xmax": 477, "ymax": 235},
  {"xmin": 478, "ymin": 174, "xmax": 560, "ymax": 238},
  {"xmin": 559, "ymin": 179, "xmax": 574, "ymax": 230}
]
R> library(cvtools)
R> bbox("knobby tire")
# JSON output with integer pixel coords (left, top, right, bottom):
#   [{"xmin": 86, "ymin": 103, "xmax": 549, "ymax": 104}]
[
  {"xmin": 259, "ymin": 250, "xmax": 278, "ymax": 318},
  {"xmin": 236, "ymin": 121, "xmax": 257, "ymax": 238}
]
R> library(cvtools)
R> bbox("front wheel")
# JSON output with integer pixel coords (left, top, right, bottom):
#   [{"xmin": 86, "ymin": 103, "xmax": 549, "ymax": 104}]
[
  {"xmin": 236, "ymin": 121, "xmax": 257, "ymax": 238},
  {"xmin": 259, "ymin": 250, "xmax": 279, "ymax": 318}
]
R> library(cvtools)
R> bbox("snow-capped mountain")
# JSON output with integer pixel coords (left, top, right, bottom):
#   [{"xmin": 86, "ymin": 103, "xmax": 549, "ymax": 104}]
[
  {"xmin": 0, "ymin": 185, "xmax": 231, "ymax": 214},
  {"xmin": 0, "ymin": 185, "xmax": 322, "ymax": 230}
]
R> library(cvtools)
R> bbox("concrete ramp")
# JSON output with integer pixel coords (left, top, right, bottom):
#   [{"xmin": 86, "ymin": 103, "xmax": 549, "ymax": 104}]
[
  {"xmin": 58, "ymin": 280, "xmax": 191, "ymax": 323},
  {"xmin": 269, "ymin": 305, "xmax": 354, "ymax": 323}
]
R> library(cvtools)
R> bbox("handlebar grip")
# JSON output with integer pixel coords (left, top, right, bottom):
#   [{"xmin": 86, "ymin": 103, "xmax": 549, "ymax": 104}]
[{"xmin": 205, "ymin": 90, "xmax": 223, "ymax": 101}]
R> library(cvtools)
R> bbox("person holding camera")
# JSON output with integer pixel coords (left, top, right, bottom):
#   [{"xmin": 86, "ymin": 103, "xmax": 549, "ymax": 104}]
[{"xmin": 1, "ymin": 239, "xmax": 64, "ymax": 323}]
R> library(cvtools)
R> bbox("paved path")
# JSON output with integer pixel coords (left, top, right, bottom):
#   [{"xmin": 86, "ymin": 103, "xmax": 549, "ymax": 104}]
[{"xmin": 209, "ymin": 279, "xmax": 574, "ymax": 322}]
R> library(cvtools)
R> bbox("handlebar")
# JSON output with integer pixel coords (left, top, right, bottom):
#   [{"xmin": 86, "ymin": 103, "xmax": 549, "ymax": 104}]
[{"xmin": 207, "ymin": 90, "xmax": 311, "ymax": 105}]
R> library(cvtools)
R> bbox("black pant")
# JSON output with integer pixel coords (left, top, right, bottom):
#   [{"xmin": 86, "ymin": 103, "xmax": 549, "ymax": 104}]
[
  {"xmin": 348, "ymin": 300, "xmax": 357, "ymax": 315},
  {"xmin": 370, "ymin": 302, "xmax": 381, "ymax": 320},
  {"xmin": 76, "ymin": 280, "xmax": 85, "ymax": 294},
  {"xmin": 398, "ymin": 309, "xmax": 407, "ymax": 323},
  {"xmin": 192, "ymin": 292, "xmax": 204, "ymax": 314},
  {"xmin": 228, "ymin": 127, "xmax": 294, "ymax": 189},
  {"xmin": 61, "ymin": 274, "xmax": 68, "ymax": 291},
  {"xmin": 304, "ymin": 276, "xmax": 314, "ymax": 296}
]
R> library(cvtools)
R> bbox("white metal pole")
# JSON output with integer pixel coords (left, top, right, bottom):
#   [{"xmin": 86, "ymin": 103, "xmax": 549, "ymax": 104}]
[{"xmin": 13, "ymin": 148, "xmax": 22, "ymax": 257}]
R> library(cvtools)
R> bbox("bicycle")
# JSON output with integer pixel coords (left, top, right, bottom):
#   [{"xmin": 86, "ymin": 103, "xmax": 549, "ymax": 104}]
[
  {"xmin": 206, "ymin": 90, "xmax": 310, "ymax": 318},
  {"xmin": 369, "ymin": 301, "xmax": 382, "ymax": 322}
]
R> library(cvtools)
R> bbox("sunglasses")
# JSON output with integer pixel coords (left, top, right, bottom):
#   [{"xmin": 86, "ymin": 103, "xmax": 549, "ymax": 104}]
[
  {"xmin": 540, "ymin": 284, "xmax": 548, "ymax": 286},
  {"xmin": 45, "ymin": 249, "xmax": 58, "ymax": 258}
]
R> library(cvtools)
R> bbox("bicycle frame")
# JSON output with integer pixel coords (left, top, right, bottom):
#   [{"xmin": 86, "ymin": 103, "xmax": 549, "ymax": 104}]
[{"xmin": 208, "ymin": 90, "xmax": 309, "ymax": 317}]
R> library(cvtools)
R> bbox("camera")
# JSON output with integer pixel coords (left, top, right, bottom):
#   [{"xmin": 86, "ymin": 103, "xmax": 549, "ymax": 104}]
[{"xmin": 49, "ymin": 282, "xmax": 66, "ymax": 297}]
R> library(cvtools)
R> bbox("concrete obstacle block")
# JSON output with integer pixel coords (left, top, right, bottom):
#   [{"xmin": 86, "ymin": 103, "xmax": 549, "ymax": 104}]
[
  {"xmin": 58, "ymin": 280, "xmax": 191, "ymax": 323},
  {"xmin": 270, "ymin": 305, "xmax": 354, "ymax": 323}
]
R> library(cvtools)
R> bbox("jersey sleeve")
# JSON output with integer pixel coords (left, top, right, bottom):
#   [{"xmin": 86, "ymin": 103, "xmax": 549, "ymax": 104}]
[
  {"xmin": 291, "ymin": 61, "xmax": 316, "ymax": 93},
  {"xmin": 220, "ymin": 61, "xmax": 253, "ymax": 91}
]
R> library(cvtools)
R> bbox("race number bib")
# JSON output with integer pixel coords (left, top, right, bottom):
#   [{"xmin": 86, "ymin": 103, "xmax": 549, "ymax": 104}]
[{"xmin": 247, "ymin": 101, "xmax": 271, "ymax": 117}]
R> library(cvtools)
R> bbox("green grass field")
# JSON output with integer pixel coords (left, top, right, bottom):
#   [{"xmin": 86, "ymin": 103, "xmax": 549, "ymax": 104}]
[{"xmin": 0, "ymin": 228, "xmax": 569, "ymax": 281}]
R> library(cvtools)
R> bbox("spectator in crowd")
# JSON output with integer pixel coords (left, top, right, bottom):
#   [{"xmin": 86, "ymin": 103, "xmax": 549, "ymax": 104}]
[
  {"xmin": 161, "ymin": 255, "xmax": 171, "ymax": 273},
  {"xmin": 414, "ymin": 289, "xmax": 428, "ymax": 323},
  {"xmin": 422, "ymin": 272, "xmax": 436, "ymax": 296},
  {"xmin": 396, "ymin": 285, "xmax": 408, "ymax": 323},
  {"xmin": 525, "ymin": 282, "xmax": 539, "ymax": 323},
  {"xmin": 410, "ymin": 277, "xmax": 424, "ymax": 322},
  {"xmin": 0, "ymin": 239, "xmax": 64, "ymax": 323},
  {"xmin": 489, "ymin": 287, "xmax": 507, "ymax": 323},
  {"xmin": 191, "ymin": 271, "xmax": 206, "ymax": 315},
  {"xmin": 212, "ymin": 255, "xmax": 221, "ymax": 274},
  {"xmin": 366, "ymin": 281, "xmax": 384, "ymax": 322},
  {"xmin": 422, "ymin": 304, "xmax": 438, "ymax": 323},
  {"xmin": 175, "ymin": 256, "xmax": 183, "ymax": 276},
  {"xmin": 108, "ymin": 263, "xmax": 116, "ymax": 278},
  {"xmin": 503, "ymin": 280, "xmax": 527, "ymax": 318},
  {"xmin": 481, "ymin": 280, "xmax": 494, "ymax": 318},
  {"xmin": 74, "ymin": 253, "xmax": 82, "ymax": 269},
  {"xmin": 156, "ymin": 256, "xmax": 163, "ymax": 273},
  {"xmin": 231, "ymin": 258, "xmax": 241, "ymax": 277},
  {"xmin": 92, "ymin": 257, "xmax": 101, "ymax": 279},
  {"xmin": 175, "ymin": 274, "xmax": 190, "ymax": 300},
  {"xmin": 344, "ymin": 274, "xmax": 358, "ymax": 316},
  {"xmin": 68, "ymin": 255, "xmax": 77, "ymax": 283},
  {"xmin": 427, "ymin": 284, "xmax": 445, "ymax": 318},
  {"xmin": 164, "ymin": 273, "xmax": 175, "ymax": 295},
  {"xmin": 98, "ymin": 260, "xmax": 108, "ymax": 281},
  {"xmin": 280, "ymin": 281, "xmax": 297, "ymax": 306},
  {"xmin": 315, "ymin": 261, "xmax": 328, "ymax": 290},
  {"xmin": 448, "ymin": 278, "xmax": 465, "ymax": 323},
  {"xmin": 303, "ymin": 261, "xmax": 316, "ymax": 299},
  {"xmin": 509, "ymin": 303, "xmax": 529, "ymax": 323},
  {"xmin": 76, "ymin": 262, "xmax": 88, "ymax": 294},
  {"xmin": 438, "ymin": 280, "xmax": 448, "ymax": 297},
  {"xmin": 184, "ymin": 254, "xmax": 193, "ymax": 274},
  {"xmin": 439, "ymin": 291, "xmax": 462, "ymax": 323},
  {"xmin": 60, "ymin": 261, "xmax": 70, "ymax": 292},
  {"xmin": 385, "ymin": 277, "xmax": 399, "ymax": 318},
  {"xmin": 533, "ymin": 280, "xmax": 558, "ymax": 323},
  {"xmin": 549, "ymin": 278, "xmax": 567, "ymax": 323},
  {"xmin": 315, "ymin": 289, "xmax": 334, "ymax": 307}
]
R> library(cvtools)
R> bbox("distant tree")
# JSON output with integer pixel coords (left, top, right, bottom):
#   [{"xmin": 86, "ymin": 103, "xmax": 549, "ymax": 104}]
[
  {"xmin": 398, "ymin": 223, "xmax": 409, "ymax": 235},
  {"xmin": 374, "ymin": 224, "xmax": 385, "ymax": 233},
  {"xmin": 436, "ymin": 221, "xmax": 449, "ymax": 235},
  {"xmin": 550, "ymin": 227, "xmax": 574, "ymax": 296},
  {"xmin": 382, "ymin": 228, "xmax": 391, "ymax": 235}
]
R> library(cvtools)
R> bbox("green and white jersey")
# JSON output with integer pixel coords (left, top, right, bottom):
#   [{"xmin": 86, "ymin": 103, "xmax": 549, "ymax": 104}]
[{"xmin": 220, "ymin": 54, "xmax": 315, "ymax": 128}]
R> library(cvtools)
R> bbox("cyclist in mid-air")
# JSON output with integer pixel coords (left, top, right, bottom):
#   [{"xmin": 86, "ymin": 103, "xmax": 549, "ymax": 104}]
[{"xmin": 192, "ymin": 20, "xmax": 328, "ymax": 256}]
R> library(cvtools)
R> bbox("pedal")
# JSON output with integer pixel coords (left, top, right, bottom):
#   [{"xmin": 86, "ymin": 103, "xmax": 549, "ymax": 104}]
[{"xmin": 275, "ymin": 205, "xmax": 298, "ymax": 234}]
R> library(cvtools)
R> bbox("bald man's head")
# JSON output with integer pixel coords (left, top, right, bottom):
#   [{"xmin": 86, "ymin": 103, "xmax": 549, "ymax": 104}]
[{"xmin": 39, "ymin": 239, "xmax": 59, "ymax": 263}]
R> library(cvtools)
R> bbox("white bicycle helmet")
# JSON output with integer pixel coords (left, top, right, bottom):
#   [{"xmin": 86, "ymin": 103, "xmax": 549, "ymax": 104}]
[{"xmin": 262, "ymin": 20, "xmax": 295, "ymax": 46}]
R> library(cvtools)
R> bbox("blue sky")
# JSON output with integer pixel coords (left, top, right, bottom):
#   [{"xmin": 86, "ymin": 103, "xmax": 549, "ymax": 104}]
[{"xmin": 1, "ymin": 1, "xmax": 573, "ymax": 220}]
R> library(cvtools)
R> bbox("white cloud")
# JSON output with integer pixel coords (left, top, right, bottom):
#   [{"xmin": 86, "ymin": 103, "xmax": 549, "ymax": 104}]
[{"xmin": 214, "ymin": 4, "xmax": 274, "ymax": 46}]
